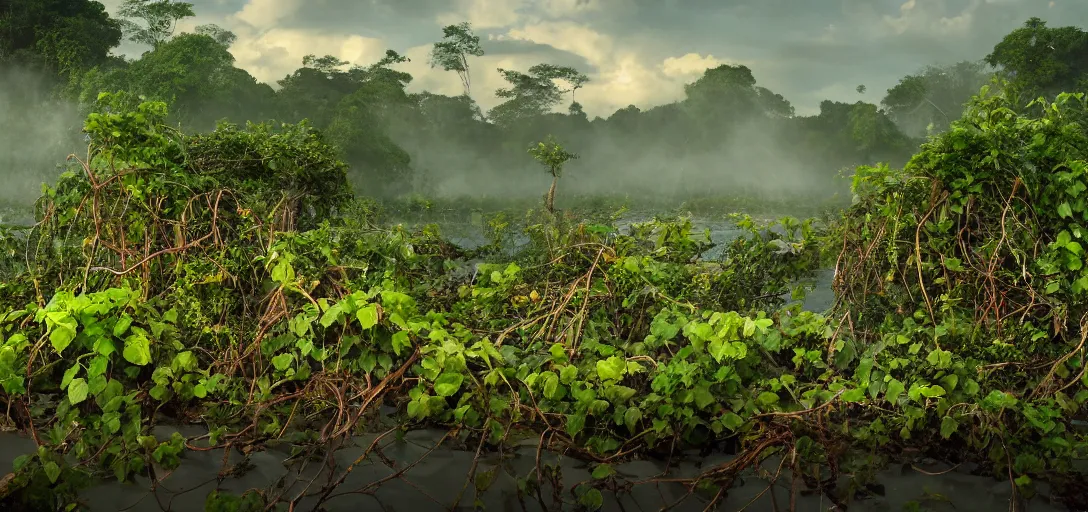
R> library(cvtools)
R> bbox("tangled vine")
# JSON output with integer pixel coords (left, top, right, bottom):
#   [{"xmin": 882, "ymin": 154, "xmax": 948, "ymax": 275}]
[{"xmin": 0, "ymin": 87, "xmax": 1087, "ymax": 511}]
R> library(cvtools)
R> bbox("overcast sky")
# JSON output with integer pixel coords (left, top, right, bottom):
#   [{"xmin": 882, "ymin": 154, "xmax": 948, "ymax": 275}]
[{"xmin": 99, "ymin": 0, "xmax": 1086, "ymax": 117}]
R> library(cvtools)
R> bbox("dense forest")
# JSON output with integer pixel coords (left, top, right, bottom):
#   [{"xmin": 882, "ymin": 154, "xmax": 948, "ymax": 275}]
[
  {"xmin": 2, "ymin": 2, "xmax": 1088, "ymax": 511},
  {"xmin": 3, "ymin": 0, "xmax": 1085, "ymax": 205}
]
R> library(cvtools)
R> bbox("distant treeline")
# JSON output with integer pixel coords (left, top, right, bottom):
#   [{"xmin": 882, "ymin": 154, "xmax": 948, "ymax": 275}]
[{"xmin": 1, "ymin": 1, "xmax": 1086, "ymax": 200}]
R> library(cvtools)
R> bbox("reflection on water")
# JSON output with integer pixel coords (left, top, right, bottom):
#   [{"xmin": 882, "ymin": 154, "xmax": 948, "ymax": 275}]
[{"xmin": 0, "ymin": 424, "xmax": 1063, "ymax": 512}]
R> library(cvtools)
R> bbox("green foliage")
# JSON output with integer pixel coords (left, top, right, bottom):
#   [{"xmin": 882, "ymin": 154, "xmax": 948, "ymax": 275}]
[
  {"xmin": 116, "ymin": 0, "xmax": 195, "ymax": 48},
  {"xmin": 77, "ymin": 31, "xmax": 274, "ymax": 129},
  {"xmin": 683, "ymin": 64, "xmax": 795, "ymax": 122},
  {"xmin": 833, "ymin": 85, "xmax": 1088, "ymax": 485},
  {"xmin": 429, "ymin": 22, "xmax": 484, "ymax": 97},
  {"xmin": 489, "ymin": 64, "xmax": 589, "ymax": 126},
  {"xmin": 7, "ymin": 4, "xmax": 1088, "ymax": 510},
  {"xmin": 8, "ymin": 82, "xmax": 1088, "ymax": 509},
  {"xmin": 0, "ymin": 0, "xmax": 122, "ymax": 78},
  {"xmin": 528, "ymin": 136, "xmax": 578, "ymax": 179},
  {"xmin": 528, "ymin": 136, "xmax": 579, "ymax": 213},
  {"xmin": 881, "ymin": 61, "xmax": 994, "ymax": 137},
  {"xmin": 986, "ymin": 17, "xmax": 1088, "ymax": 101},
  {"xmin": 0, "ymin": 94, "xmax": 835, "ymax": 508}
]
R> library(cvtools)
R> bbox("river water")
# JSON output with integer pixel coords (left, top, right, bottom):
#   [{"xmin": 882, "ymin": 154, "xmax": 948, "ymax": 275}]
[{"xmin": 0, "ymin": 422, "xmax": 1068, "ymax": 511}]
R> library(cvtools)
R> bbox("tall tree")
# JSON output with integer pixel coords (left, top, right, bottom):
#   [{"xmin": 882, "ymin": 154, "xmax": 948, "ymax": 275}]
[
  {"xmin": 882, "ymin": 61, "xmax": 993, "ymax": 137},
  {"xmin": 0, "ymin": 0, "xmax": 122, "ymax": 80},
  {"xmin": 985, "ymin": 17, "xmax": 1088, "ymax": 100},
  {"xmin": 683, "ymin": 64, "xmax": 760, "ymax": 113},
  {"xmin": 81, "ymin": 31, "xmax": 273, "ymax": 128},
  {"xmin": 680, "ymin": 64, "xmax": 793, "ymax": 146},
  {"xmin": 367, "ymin": 49, "xmax": 413, "ymax": 89},
  {"xmin": 488, "ymin": 64, "xmax": 587, "ymax": 126},
  {"xmin": 276, "ymin": 55, "xmax": 364, "ymax": 126},
  {"xmin": 532, "ymin": 64, "xmax": 589, "ymax": 104},
  {"xmin": 325, "ymin": 50, "xmax": 418, "ymax": 196},
  {"xmin": 755, "ymin": 87, "xmax": 794, "ymax": 118},
  {"xmin": 117, "ymin": 0, "xmax": 194, "ymax": 48},
  {"xmin": 195, "ymin": 24, "xmax": 236, "ymax": 47},
  {"xmin": 429, "ymin": 22, "xmax": 484, "ymax": 97}
]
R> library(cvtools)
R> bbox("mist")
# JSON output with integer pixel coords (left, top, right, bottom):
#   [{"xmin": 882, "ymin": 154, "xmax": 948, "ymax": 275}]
[
  {"xmin": 399, "ymin": 122, "xmax": 843, "ymax": 202},
  {"xmin": 0, "ymin": 64, "xmax": 84, "ymax": 210},
  {"xmin": 1, "ymin": 3, "xmax": 1081, "ymax": 216},
  {"xmin": 382, "ymin": 99, "xmax": 888, "ymax": 206}
]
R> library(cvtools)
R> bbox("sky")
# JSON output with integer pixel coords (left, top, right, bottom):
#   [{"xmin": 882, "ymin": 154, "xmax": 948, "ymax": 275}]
[{"xmin": 99, "ymin": 0, "xmax": 1087, "ymax": 118}]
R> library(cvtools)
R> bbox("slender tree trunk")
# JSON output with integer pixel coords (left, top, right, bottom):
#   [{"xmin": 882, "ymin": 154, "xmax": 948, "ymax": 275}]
[{"xmin": 545, "ymin": 175, "xmax": 558, "ymax": 213}]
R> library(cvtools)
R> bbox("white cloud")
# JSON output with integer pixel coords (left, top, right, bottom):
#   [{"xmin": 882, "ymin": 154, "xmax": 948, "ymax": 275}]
[
  {"xmin": 437, "ymin": 0, "xmax": 526, "ymax": 29},
  {"xmin": 506, "ymin": 21, "xmax": 613, "ymax": 64},
  {"xmin": 661, "ymin": 53, "xmax": 724, "ymax": 78},
  {"xmin": 539, "ymin": 0, "xmax": 605, "ymax": 17},
  {"xmin": 499, "ymin": 21, "xmax": 693, "ymax": 115},
  {"xmin": 581, "ymin": 55, "xmax": 680, "ymax": 112},
  {"xmin": 880, "ymin": 0, "xmax": 978, "ymax": 37},
  {"xmin": 234, "ymin": 0, "xmax": 306, "ymax": 29},
  {"xmin": 91, "ymin": 0, "xmax": 1088, "ymax": 119},
  {"xmin": 230, "ymin": 27, "xmax": 387, "ymax": 82},
  {"xmin": 233, "ymin": 0, "xmax": 306, "ymax": 29}
]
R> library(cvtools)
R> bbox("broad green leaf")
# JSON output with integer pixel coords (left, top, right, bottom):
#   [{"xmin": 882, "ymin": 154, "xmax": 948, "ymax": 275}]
[
  {"xmin": 560, "ymin": 365, "xmax": 579, "ymax": 384},
  {"xmin": 623, "ymin": 407, "xmax": 642, "ymax": 432},
  {"xmin": 940, "ymin": 416, "xmax": 959, "ymax": 439},
  {"xmin": 271, "ymin": 260, "xmax": 295, "ymax": 283},
  {"xmin": 113, "ymin": 314, "xmax": 133, "ymax": 337},
  {"xmin": 855, "ymin": 358, "xmax": 874, "ymax": 383},
  {"xmin": 289, "ymin": 314, "xmax": 311, "ymax": 337},
  {"xmin": 603, "ymin": 385, "xmax": 636, "ymax": 403},
  {"xmin": 542, "ymin": 372, "xmax": 560, "ymax": 399},
  {"xmin": 61, "ymin": 363, "xmax": 80, "ymax": 390},
  {"xmin": 12, "ymin": 455, "xmax": 29, "ymax": 471},
  {"xmin": 391, "ymin": 331, "xmax": 411, "ymax": 356},
  {"xmin": 68, "ymin": 378, "xmax": 89, "ymax": 405},
  {"xmin": 578, "ymin": 487, "xmax": 604, "ymax": 511},
  {"xmin": 939, "ymin": 374, "xmax": 959, "ymax": 391},
  {"xmin": 566, "ymin": 413, "xmax": 586, "ymax": 437},
  {"xmin": 271, "ymin": 353, "xmax": 294, "ymax": 371},
  {"xmin": 650, "ymin": 314, "xmax": 680, "ymax": 341},
  {"xmin": 87, "ymin": 374, "xmax": 107, "ymax": 396},
  {"xmin": 47, "ymin": 312, "xmax": 78, "ymax": 354},
  {"xmin": 592, "ymin": 463, "xmax": 616, "ymax": 479},
  {"xmin": 434, "ymin": 372, "xmax": 464, "ymax": 397},
  {"xmin": 102, "ymin": 412, "xmax": 121, "ymax": 434},
  {"xmin": 842, "ymin": 388, "xmax": 866, "ymax": 403},
  {"xmin": 44, "ymin": 461, "xmax": 61, "ymax": 484},
  {"xmin": 693, "ymin": 387, "xmax": 716, "ymax": 409},
  {"xmin": 962, "ymin": 379, "xmax": 980, "ymax": 396},
  {"xmin": 356, "ymin": 304, "xmax": 379, "ymax": 329},
  {"xmin": 1059, "ymin": 202, "xmax": 1073, "ymax": 218},
  {"xmin": 149, "ymin": 385, "xmax": 168, "ymax": 401},
  {"xmin": 885, "ymin": 379, "xmax": 905, "ymax": 404},
  {"xmin": 919, "ymin": 385, "xmax": 946, "ymax": 398},
  {"xmin": 757, "ymin": 391, "xmax": 780, "ymax": 405},
  {"xmin": 982, "ymin": 390, "xmax": 1018, "ymax": 410},
  {"xmin": 319, "ymin": 303, "xmax": 343, "ymax": 328},
  {"xmin": 173, "ymin": 351, "xmax": 197, "ymax": 372},
  {"xmin": 721, "ymin": 412, "xmax": 744, "ymax": 431},
  {"xmin": 596, "ymin": 356, "xmax": 626, "ymax": 381},
  {"xmin": 122, "ymin": 332, "xmax": 151, "ymax": 366}
]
